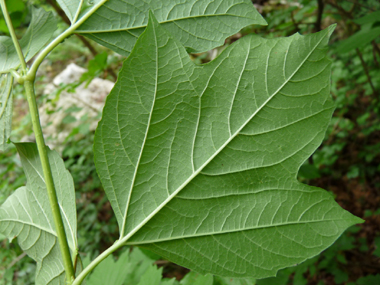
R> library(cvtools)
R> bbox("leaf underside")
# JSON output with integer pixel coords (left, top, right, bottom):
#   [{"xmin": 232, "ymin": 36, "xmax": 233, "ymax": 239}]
[
  {"xmin": 76, "ymin": 0, "xmax": 267, "ymax": 57},
  {"xmin": 0, "ymin": 143, "xmax": 77, "ymax": 285},
  {"xmin": 0, "ymin": 73, "xmax": 13, "ymax": 151},
  {"xmin": 94, "ymin": 15, "xmax": 362, "ymax": 279},
  {"xmin": 0, "ymin": 7, "xmax": 57, "ymax": 73},
  {"xmin": 56, "ymin": 0, "xmax": 81, "ymax": 23}
]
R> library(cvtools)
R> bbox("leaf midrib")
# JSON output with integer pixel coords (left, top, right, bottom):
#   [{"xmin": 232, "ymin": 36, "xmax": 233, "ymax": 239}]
[
  {"xmin": 120, "ymin": 20, "xmax": 159, "ymax": 235},
  {"xmin": 119, "ymin": 29, "xmax": 328, "ymax": 244},
  {"xmin": 1, "ymin": 218, "xmax": 56, "ymax": 236},
  {"xmin": 126, "ymin": 217, "xmax": 349, "ymax": 245},
  {"xmin": 76, "ymin": 13, "xmax": 261, "ymax": 34}
]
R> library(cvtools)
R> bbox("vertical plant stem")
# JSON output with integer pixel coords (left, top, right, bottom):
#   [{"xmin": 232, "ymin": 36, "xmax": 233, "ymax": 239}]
[
  {"xmin": 24, "ymin": 80, "xmax": 75, "ymax": 284},
  {"xmin": 315, "ymin": 0, "xmax": 325, "ymax": 32},
  {"xmin": 356, "ymin": 48, "xmax": 377, "ymax": 96},
  {"xmin": 0, "ymin": 0, "xmax": 27, "ymax": 73},
  {"xmin": 26, "ymin": 0, "xmax": 109, "ymax": 80},
  {"xmin": 1, "ymin": 1, "xmax": 75, "ymax": 282}
]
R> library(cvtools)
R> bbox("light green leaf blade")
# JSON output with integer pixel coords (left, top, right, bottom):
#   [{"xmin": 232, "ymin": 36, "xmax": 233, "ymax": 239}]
[
  {"xmin": 0, "ymin": 7, "xmax": 57, "ymax": 73},
  {"xmin": 86, "ymin": 251, "xmax": 129, "ymax": 285},
  {"xmin": 180, "ymin": 272, "xmax": 213, "ymax": 285},
  {"xmin": 0, "ymin": 143, "xmax": 77, "ymax": 284},
  {"xmin": 136, "ymin": 265, "xmax": 162, "ymax": 285},
  {"xmin": 354, "ymin": 11, "xmax": 380, "ymax": 25},
  {"xmin": 0, "ymin": 74, "xmax": 13, "ymax": 151},
  {"xmin": 86, "ymin": 247, "xmax": 158, "ymax": 285},
  {"xmin": 94, "ymin": 16, "xmax": 362, "ymax": 278},
  {"xmin": 77, "ymin": 0, "xmax": 266, "ymax": 57},
  {"xmin": 57, "ymin": 0, "xmax": 82, "ymax": 23},
  {"xmin": 214, "ymin": 275, "xmax": 256, "ymax": 285}
]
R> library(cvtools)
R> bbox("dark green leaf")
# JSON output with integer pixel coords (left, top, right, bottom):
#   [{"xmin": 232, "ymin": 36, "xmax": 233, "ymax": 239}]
[
  {"xmin": 335, "ymin": 26, "xmax": 380, "ymax": 54},
  {"xmin": 354, "ymin": 11, "xmax": 380, "ymax": 26},
  {"xmin": 77, "ymin": 0, "xmax": 267, "ymax": 57},
  {"xmin": 357, "ymin": 275, "xmax": 380, "ymax": 285}
]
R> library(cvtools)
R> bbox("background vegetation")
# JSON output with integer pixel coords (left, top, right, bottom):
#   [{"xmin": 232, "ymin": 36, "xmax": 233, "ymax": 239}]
[{"xmin": 1, "ymin": 0, "xmax": 379, "ymax": 284}]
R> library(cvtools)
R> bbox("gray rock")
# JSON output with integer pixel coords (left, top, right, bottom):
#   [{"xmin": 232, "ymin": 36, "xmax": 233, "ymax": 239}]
[{"xmin": 36, "ymin": 63, "xmax": 114, "ymax": 151}]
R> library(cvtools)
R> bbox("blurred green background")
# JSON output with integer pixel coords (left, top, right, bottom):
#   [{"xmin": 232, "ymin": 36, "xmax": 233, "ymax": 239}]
[{"xmin": 1, "ymin": 0, "xmax": 379, "ymax": 284}]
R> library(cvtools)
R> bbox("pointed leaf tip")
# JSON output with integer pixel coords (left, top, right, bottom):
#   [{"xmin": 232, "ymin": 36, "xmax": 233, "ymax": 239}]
[
  {"xmin": 328, "ymin": 24, "xmax": 337, "ymax": 37},
  {"xmin": 148, "ymin": 10, "xmax": 157, "ymax": 22}
]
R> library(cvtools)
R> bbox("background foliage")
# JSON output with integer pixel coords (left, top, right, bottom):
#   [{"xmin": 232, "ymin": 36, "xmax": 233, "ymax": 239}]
[{"xmin": 0, "ymin": 0, "xmax": 379, "ymax": 284}]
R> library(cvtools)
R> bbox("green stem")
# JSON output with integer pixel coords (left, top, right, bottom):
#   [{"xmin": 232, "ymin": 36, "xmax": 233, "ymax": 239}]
[
  {"xmin": 2, "ymin": 0, "xmax": 111, "ymax": 283},
  {"xmin": 26, "ymin": 0, "xmax": 108, "ymax": 81},
  {"xmin": 24, "ymin": 80, "xmax": 75, "ymax": 284},
  {"xmin": 72, "ymin": 240, "xmax": 124, "ymax": 285},
  {"xmin": 0, "ymin": 0, "xmax": 27, "ymax": 73}
]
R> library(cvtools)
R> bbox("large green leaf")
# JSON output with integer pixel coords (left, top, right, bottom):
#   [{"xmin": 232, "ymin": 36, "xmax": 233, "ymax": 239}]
[
  {"xmin": 94, "ymin": 15, "xmax": 362, "ymax": 278},
  {"xmin": 0, "ymin": 143, "xmax": 77, "ymax": 284},
  {"xmin": 0, "ymin": 7, "xmax": 57, "ymax": 73},
  {"xmin": 76, "ymin": 0, "xmax": 266, "ymax": 57},
  {"xmin": 0, "ymin": 73, "xmax": 13, "ymax": 151}
]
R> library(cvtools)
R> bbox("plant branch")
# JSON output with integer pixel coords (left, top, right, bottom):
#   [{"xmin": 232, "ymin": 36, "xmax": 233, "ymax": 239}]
[
  {"xmin": 372, "ymin": 40, "xmax": 380, "ymax": 58},
  {"xmin": 356, "ymin": 48, "xmax": 377, "ymax": 96},
  {"xmin": 345, "ymin": 0, "xmax": 376, "ymax": 11},
  {"xmin": 45, "ymin": 0, "xmax": 97, "ymax": 56},
  {"xmin": 6, "ymin": 252, "xmax": 27, "ymax": 270},
  {"xmin": 45, "ymin": 0, "xmax": 118, "ymax": 80},
  {"xmin": 373, "ymin": 42, "xmax": 379, "ymax": 67},
  {"xmin": 0, "ymin": 0, "xmax": 27, "ymax": 73},
  {"xmin": 9, "ymin": 69, "xmax": 21, "ymax": 83},
  {"xmin": 26, "ymin": 0, "xmax": 109, "ymax": 81},
  {"xmin": 72, "ymin": 239, "xmax": 124, "ymax": 285},
  {"xmin": 315, "ymin": 0, "xmax": 324, "ymax": 32},
  {"xmin": 326, "ymin": 0, "xmax": 353, "ymax": 19},
  {"xmin": 23, "ymin": 80, "xmax": 75, "ymax": 284}
]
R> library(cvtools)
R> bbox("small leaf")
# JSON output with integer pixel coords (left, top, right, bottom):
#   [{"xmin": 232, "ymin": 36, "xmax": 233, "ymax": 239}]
[
  {"xmin": 0, "ymin": 0, "xmax": 27, "ymax": 33},
  {"xmin": 86, "ymin": 251, "xmax": 130, "ymax": 285},
  {"xmin": 77, "ymin": 0, "xmax": 267, "ymax": 57},
  {"xmin": 86, "ymin": 247, "xmax": 158, "ymax": 285},
  {"xmin": 0, "ymin": 143, "xmax": 77, "ymax": 284},
  {"xmin": 357, "ymin": 274, "xmax": 380, "ymax": 285},
  {"xmin": 94, "ymin": 15, "xmax": 362, "ymax": 279},
  {"xmin": 137, "ymin": 265, "xmax": 162, "ymax": 285},
  {"xmin": 180, "ymin": 272, "xmax": 213, "ymax": 285},
  {"xmin": 0, "ymin": 7, "xmax": 57, "ymax": 73},
  {"xmin": 0, "ymin": 74, "xmax": 13, "ymax": 151}
]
